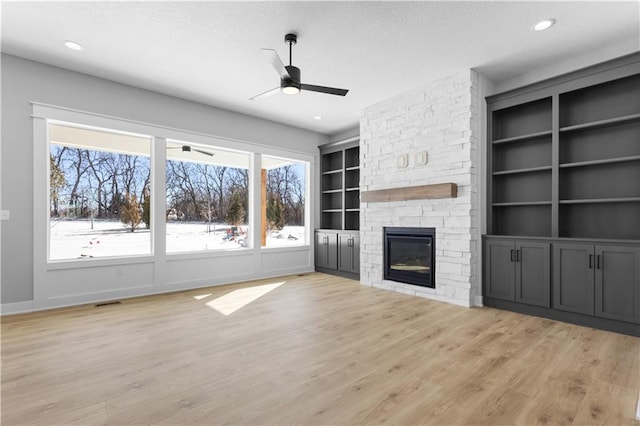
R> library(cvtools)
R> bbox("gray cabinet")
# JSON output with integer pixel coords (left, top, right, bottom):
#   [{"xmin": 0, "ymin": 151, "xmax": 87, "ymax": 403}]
[
  {"xmin": 484, "ymin": 238, "xmax": 550, "ymax": 307},
  {"xmin": 485, "ymin": 239, "xmax": 516, "ymax": 301},
  {"xmin": 553, "ymin": 243, "xmax": 595, "ymax": 315},
  {"xmin": 516, "ymin": 242, "xmax": 551, "ymax": 307},
  {"xmin": 596, "ymin": 246, "xmax": 640, "ymax": 324},
  {"xmin": 315, "ymin": 231, "xmax": 337, "ymax": 270},
  {"xmin": 315, "ymin": 230, "xmax": 359, "ymax": 279},
  {"xmin": 338, "ymin": 233, "xmax": 360, "ymax": 275},
  {"xmin": 554, "ymin": 243, "xmax": 640, "ymax": 324}
]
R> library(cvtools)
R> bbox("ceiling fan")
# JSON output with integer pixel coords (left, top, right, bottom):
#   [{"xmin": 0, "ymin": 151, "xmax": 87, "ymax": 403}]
[
  {"xmin": 250, "ymin": 33, "xmax": 349, "ymax": 100},
  {"xmin": 167, "ymin": 145, "xmax": 214, "ymax": 157}
]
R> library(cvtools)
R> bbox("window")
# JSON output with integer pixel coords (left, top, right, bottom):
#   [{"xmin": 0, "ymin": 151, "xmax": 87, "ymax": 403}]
[
  {"xmin": 49, "ymin": 123, "xmax": 151, "ymax": 260},
  {"xmin": 165, "ymin": 140, "xmax": 250, "ymax": 253},
  {"xmin": 262, "ymin": 155, "xmax": 307, "ymax": 247},
  {"xmin": 44, "ymin": 114, "xmax": 312, "ymax": 264}
]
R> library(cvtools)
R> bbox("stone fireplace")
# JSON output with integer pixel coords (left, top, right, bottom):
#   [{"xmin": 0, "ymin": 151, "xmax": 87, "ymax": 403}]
[{"xmin": 359, "ymin": 70, "xmax": 480, "ymax": 307}]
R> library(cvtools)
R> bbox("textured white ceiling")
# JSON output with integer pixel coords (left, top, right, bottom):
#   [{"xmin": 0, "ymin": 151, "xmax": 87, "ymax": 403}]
[{"xmin": 2, "ymin": 1, "xmax": 639, "ymax": 135}]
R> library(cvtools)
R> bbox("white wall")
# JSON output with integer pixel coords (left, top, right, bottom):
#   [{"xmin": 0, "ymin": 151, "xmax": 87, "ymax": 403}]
[{"xmin": 1, "ymin": 54, "xmax": 327, "ymax": 310}]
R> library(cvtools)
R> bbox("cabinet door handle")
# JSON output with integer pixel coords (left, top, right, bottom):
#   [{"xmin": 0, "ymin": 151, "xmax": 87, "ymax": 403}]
[
  {"xmin": 597, "ymin": 255, "xmax": 602, "ymax": 269},
  {"xmin": 516, "ymin": 249, "xmax": 521, "ymax": 262},
  {"xmin": 589, "ymin": 254, "xmax": 593, "ymax": 269},
  {"xmin": 510, "ymin": 249, "xmax": 515, "ymax": 262}
]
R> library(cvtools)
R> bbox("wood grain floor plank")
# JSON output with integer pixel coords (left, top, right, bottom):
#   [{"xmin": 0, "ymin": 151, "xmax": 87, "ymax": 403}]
[{"xmin": 2, "ymin": 272, "xmax": 638, "ymax": 425}]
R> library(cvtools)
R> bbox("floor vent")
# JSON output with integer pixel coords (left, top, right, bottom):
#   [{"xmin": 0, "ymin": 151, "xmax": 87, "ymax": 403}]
[{"xmin": 95, "ymin": 301, "xmax": 122, "ymax": 307}]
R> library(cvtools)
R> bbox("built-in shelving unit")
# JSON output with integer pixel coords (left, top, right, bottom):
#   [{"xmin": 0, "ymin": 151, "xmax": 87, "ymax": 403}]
[
  {"xmin": 484, "ymin": 53, "xmax": 640, "ymax": 336},
  {"xmin": 316, "ymin": 139, "xmax": 360, "ymax": 280}
]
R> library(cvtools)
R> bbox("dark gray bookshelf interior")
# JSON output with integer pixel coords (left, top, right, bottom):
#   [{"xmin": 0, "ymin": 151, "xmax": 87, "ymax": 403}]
[
  {"xmin": 320, "ymin": 144, "xmax": 360, "ymax": 231},
  {"xmin": 489, "ymin": 67, "xmax": 640, "ymax": 241}
]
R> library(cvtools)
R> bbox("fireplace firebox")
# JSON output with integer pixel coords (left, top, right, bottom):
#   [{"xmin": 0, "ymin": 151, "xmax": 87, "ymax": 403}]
[{"xmin": 383, "ymin": 227, "xmax": 435, "ymax": 288}]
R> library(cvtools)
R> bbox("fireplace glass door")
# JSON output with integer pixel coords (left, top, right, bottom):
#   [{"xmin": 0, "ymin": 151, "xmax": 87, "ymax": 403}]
[{"xmin": 384, "ymin": 227, "xmax": 435, "ymax": 288}]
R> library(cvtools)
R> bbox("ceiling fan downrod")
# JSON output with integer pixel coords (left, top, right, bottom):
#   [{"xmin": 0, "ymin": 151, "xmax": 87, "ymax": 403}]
[{"xmin": 285, "ymin": 33, "xmax": 297, "ymax": 67}]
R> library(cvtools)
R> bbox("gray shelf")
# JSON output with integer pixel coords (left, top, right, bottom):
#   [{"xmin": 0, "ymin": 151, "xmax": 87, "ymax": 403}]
[
  {"xmin": 322, "ymin": 169, "xmax": 343, "ymax": 175},
  {"xmin": 492, "ymin": 130, "xmax": 552, "ymax": 145},
  {"xmin": 560, "ymin": 155, "xmax": 640, "ymax": 169},
  {"xmin": 559, "ymin": 197, "xmax": 640, "ymax": 204},
  {"xmin": 559, "ymin": 112, "xmax": 640, "ymax": 133},
  {"xmin": 493, "ymin": 201, "xmax": 552, "ymax": 207},
  {"xmin": 493, "ymin": 166, "xmax": 552, "ymax": 176}
]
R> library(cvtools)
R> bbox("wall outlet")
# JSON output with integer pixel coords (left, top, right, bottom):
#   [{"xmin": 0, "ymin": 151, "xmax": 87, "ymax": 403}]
[
  {"xmin": 0, "ymin": 210, "xmax": 9, "ymax": 221},
  {"xmin": 415, "ymin": 151, "xmax": 428, "ymax": 166},
  {"xmin": 396, "ymin": 154, "xmax": 409, "ymax": 168}
]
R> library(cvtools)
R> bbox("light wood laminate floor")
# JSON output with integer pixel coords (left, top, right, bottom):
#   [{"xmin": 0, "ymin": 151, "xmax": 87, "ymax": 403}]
[{"xmin": 2, "ymin": 272, "xmax": 639, "ymax": 425}]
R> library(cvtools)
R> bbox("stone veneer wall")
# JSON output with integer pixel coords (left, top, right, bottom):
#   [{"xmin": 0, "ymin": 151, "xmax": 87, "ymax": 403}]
[{"xmin": 359, "ymin": 70, "xmax": 480, "ymax": 307}]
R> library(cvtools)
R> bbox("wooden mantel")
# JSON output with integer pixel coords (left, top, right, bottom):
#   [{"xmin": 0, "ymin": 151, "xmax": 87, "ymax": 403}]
[{"xmin": 360, "ymin": 183, "xmax": 457, "ymax": 203}]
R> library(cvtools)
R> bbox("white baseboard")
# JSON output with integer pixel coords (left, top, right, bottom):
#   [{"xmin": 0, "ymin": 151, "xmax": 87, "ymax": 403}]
[
  {"xmin": 636, "ymin": 393, "xmax": 640, "ymax": 421},
  {"xmin": 473, "ymin": 295, "xmax": 484, "ymax": 307},
  {"xmin": 0, "ymin": 267, "xmax": 315, "ymax": 316},
  {"xmin": 1, "ymin": 300, "xmax": 34, "ymax": 315}
]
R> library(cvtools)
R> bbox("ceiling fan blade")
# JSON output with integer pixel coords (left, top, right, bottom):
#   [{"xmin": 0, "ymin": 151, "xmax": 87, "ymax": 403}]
[
  {"xmin": 261, "ymin": 48, "xmax": 290, "ymax": 80},
  {"xmin": 249, "ymin": 86, "xmax": 280, "ymax": 101},
  {"xmin": 301, "ymin": 84, "xmax": 349, "ymax": 96},
  {"xmin": 193, "ymin": 149, "xmax": 214, "ymax": 157}
]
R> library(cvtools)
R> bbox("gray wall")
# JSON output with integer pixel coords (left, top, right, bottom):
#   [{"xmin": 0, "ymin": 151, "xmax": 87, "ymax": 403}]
[{"xmin": 1, "ymin": 54, "xmax": 327, "ymax": 304}]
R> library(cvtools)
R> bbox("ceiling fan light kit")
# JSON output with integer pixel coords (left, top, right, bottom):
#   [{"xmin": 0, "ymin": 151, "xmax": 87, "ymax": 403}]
[{"xmin": 250, "ymin": 33, "xmax": 349, "ymax": 100}]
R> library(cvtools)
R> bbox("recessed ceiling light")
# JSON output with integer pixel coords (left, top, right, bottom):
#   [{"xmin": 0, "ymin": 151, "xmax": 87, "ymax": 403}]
[
  {"xmin": 533, "ymin": 19, "xmax": 556, "ymax": 31},
  {"xmin": 64, "ymin": 40, "xmax": 83, "ymax": 51},
  {"xmin": 313, "ymin": 116, "xmax": 323, "ymax": 120}
]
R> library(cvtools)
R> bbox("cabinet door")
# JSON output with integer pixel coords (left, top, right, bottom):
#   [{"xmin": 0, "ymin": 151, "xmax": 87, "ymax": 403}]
[
  {"xmin": 338, "ymin": 233, "xmax": 360, "ymax": 274},
  {"xmin": 484, "ymin": 239, "xmax": 516, "ymax": 301},
  {"xmin": 595, "ymin": 245, "xmax": 640, "ymax": 324},
  {"xmin": 515, "ymin": 241, "xmax": 551, "ymax": 307},
  {"xmin": 315, "ymin": 232, "xmax": 337, "ymax": 270},
  {"xmin": 553, "ymin": 243, "xmax": 595, "ymax": 315}
]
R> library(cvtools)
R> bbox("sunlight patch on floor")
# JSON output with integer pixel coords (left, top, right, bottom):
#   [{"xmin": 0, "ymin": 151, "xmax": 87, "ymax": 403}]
[
  {"xmin": 206, "ymin": 281, "xmax": 285, "ymax": 315},
  {"xmin": 193, "ymin": 293, "xmax": 212, "ymax": 300}
]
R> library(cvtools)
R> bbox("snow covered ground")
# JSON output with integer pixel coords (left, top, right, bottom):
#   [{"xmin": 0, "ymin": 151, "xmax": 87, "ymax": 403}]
[{"xmin": 49, "ymin": 219, "xmax": 306, "ymax": 260}]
